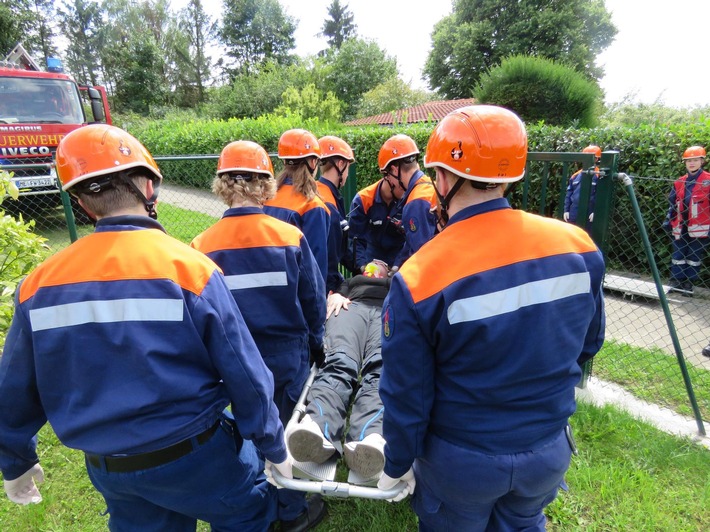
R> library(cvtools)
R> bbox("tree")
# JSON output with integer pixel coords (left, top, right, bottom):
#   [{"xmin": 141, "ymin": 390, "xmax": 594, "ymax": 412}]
[
  {"xmin": 176, "ymin": 0, "xmax": 215, "ymax": 105},
  {"xmin": 220, "ymin": 0, "xmax": 296, "ymax": 75},
  {"xmin": 320, "ymin": 0, "xmax": 356, "ymax": 49},
  {"xmin": 474, "ymin": 55, "xmax": 602, "ymax": 128},
  {"xmin": 0, "ymin": 0, "xmax": 57, "ymax": 61},
  {"xmin": 275, "ymin": 83, "xmax": 342, "ymax": 122},
  {"xmin": 112, "ymin": 33, "xmax": 166, "ymax": 114},
  {"xmin": 425, "ymin": 0, "xmax": 617, "ymax": 99},
  {"xmin": 317, "ymin": 38, "xmax": 398, "ymax": 119},
  {"xmin": 356, "ymin": 77, "xmax": 433, "ymax": 118},
  {"xmin": 57, "ymin": 0, "xmax": 104, "ymax": 86}
]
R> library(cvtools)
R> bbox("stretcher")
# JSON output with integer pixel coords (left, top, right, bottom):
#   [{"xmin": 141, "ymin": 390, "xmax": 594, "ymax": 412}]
[{"xmin": 268, "ymin": 365, "xmax": 407, "ymax": 500}]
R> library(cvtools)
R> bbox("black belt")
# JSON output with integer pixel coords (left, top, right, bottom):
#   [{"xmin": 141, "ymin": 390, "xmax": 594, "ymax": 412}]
[{"xmin": 85, "ymin": 421, "xmax": 220, "ymax": 473}]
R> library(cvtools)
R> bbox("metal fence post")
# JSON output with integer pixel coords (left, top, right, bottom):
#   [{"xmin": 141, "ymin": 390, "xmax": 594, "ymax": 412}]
[{"xmin": 617, "ymin": 172, "xmax": 706, "ymax": 436}]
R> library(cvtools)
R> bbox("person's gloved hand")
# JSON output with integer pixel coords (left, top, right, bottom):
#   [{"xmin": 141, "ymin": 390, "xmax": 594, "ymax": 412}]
[
  {"xmin": 377, "ymin": 467, "xmax": 415, "ymax": 502},
  {"xmin": 563, "ymin": 212, "xmax": 570, "ymax": 222},
  {"xmin": 309, "ymin": 344, "xmax": 326, "ymax": 368},
  {"xmin": 265, "ymin": 456, "xmax": 293, "ymax": 489},
  {"xmin": 588, "ymin": 212, "xmax": 594, "ymax": 222},
  {"xmin": 662, "ymin": 219, "xmax": 671, "ymax": 235},
  {"xmin": 4, "ymin": 464, "xmax": 44, "ymax": 505}
]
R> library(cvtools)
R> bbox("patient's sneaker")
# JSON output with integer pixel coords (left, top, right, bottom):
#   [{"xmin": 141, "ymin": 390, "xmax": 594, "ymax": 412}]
[
  {"xmin": 344, "ymin": 433, "xmax": 386, "ymax": 479},
  {"xmin": 287, "ymin": 414, "xmax": 335, "ymax": 463}
]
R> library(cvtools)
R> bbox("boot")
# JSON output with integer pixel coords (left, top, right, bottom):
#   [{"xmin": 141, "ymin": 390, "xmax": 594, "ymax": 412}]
[
  {"xmin": 344, "ymin": 433, "xmax": 386, "ymax": 479},
  {"xmin": 287, "ymin": 414, "xmax": 335, "ymax": 463}
]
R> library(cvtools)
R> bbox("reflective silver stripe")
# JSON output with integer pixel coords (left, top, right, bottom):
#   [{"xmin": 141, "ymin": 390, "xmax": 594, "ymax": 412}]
[
  {"xmin": 672, "ymin": 259, "xmax": 686, "ymax": 265},
  {"xmin": 224, "ymin": 271, "xmax": 288, "ymax": 290},
  {"xmin": 30, "ymin": 298, "xmax": 184, "ymax": 332},
  {"xmin": 447, "ymin": 272, "xmax": 591, "ymax": 325},
  {"xmin": 687, "ymin": 260, "xmax": 702, "ymax": 267}
]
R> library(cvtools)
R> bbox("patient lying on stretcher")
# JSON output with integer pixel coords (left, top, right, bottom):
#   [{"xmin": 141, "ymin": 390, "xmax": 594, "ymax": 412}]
[{"xmin": 286, "ymin": 260, "xmax": 391, "ymax": 480}]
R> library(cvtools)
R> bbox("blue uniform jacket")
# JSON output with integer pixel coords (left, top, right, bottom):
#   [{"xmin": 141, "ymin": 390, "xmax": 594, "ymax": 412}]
[
  {"xmin": 318, "ymin": 178, "xmax": 349, "ymax": 292},
  {"xmin": 0, "ymin": 216, "xmax": 286, "ymax": 480},
  {"xmin": 392, "ymin": 170, "xmax": 438, "ymax": 267},
  {"xmin": 564, "ymin": 168, "xmax": 599, "ymax": 223},
  {"xmin": 263, "ymin": 178, "xmax": 330, "ymax": 284},
  {"xmin": 349, "ymin": 179, "xmax": 405, "ymax": 270},
  {"xmin": 380, "ymin": 198, "xmax": 605, "ymax": 478},
  {"xmin": 191, "ymin": 207, "xmax": 326, "ymax": 390}
]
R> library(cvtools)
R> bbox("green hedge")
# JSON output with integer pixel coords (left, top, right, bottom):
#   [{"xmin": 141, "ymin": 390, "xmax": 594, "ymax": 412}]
[{"xmin": 128, "ymin": 115, "xmax": 710, "ymax": 282}]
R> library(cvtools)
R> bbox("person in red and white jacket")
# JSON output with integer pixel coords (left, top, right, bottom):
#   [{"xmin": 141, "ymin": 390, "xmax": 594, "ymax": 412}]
[{"xmin": 663, "ymin": 145, "xmax": 710, "ymax": 296}]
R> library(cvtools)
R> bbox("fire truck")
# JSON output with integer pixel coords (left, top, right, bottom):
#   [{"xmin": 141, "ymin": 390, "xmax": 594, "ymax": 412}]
[{"xmin": 0, "ymin": 43, "xmax": 111, "ymax": 220}]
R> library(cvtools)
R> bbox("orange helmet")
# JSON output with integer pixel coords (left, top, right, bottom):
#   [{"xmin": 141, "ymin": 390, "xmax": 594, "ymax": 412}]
[
  {"xmin": 378, "ymin": 134, "xmax": 419, "ymax": 172},
  {"xmin": 278, "ymin": 129, "xmax": 320, "ymax": 161},
  {"xmin": 583, "ymin": 145, "xmax": 602, "ymax": 159},
  {"xmin": 318, "ymin": 135, "xmax": 354, "ymax": 162},
  {"xmin": 217, "ymin": 140, "xmax": 274, "ymax": 178},
  {"xmin": 423, "ymin": 105, "xmax": 527, "ymax": 183},
  {"xmin": 683, "ymin": 146, "xmax": 706, "ymax": 160},
  {"xmin": 56, "ymin": 124, "xmax": 162, "ymax": 191}
]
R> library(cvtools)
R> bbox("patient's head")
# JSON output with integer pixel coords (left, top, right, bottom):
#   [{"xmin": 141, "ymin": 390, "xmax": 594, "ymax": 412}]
[{"xmin": 363, "ymin": 260, "xmax": 388, "ymax": 278}]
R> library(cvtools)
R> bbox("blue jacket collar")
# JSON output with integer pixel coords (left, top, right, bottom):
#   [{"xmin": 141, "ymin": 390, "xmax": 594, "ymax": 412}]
[
  {"xmin": 95, "ymin": 215, "xmax": 166, "ymax": 233},
  {"xmin": 446, "ymin": 197, "xmax": 511, "ymax": 227}
]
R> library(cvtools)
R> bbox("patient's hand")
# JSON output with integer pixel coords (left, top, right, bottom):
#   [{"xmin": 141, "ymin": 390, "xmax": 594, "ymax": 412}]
[{"xmin": 327, "ymin": 292, "xmax": 351, "ymax": 319}]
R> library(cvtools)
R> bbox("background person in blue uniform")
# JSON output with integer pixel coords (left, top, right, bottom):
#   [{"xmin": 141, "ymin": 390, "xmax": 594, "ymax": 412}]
[
  {"xmin": 264, "ymin": 129, "xmax": 331, "ymax": 285},
  {"xmin": 377, "ymin": 105, "xmax": 606, "ymax": 530},
  {"xmin": 564, "ymin": 144, "xmax": 602, "ymax": 227},
  {"xmin": 662, "ymin": 145, "xmax": 710, "ymax": 296},
  {"xmin": 348, "ymin": 177, "xmax": 404, "ymax": 272},
  {"xmin": 0, "ymin": 125, "xmax": 290, "ymax": 531},
  {"xmin": 286, "ymin": 260, "xmax": 391, "ymax": 480},
  {"xmin": 190, "ymin": 140, "xmax": 327, "ymax": 531},
  {"xmin": 377, "ymin": 134, "xmax": 439, "ymax": 268},
  {"xmin": 317, "ymin": 135, "xmax": 356, "ymax": 292}
]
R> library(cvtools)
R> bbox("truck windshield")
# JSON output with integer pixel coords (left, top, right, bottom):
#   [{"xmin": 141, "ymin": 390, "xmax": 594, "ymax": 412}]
[{"xmin": 0, "ymin": 77, "xmax": 85, "ymax": 125}]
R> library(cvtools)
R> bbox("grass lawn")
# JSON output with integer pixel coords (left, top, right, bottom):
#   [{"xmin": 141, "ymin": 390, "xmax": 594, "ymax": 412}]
[
  {"xmin": 1, "ymin": 401, "xmax": 708, "ymax": 531},
  {"xmin": 35, "ymin": 203, "xmax": 219, "ymax": 253},
  {"xmin": 594, "ymin": 340, "xmax": 710, "ymax": 421}
]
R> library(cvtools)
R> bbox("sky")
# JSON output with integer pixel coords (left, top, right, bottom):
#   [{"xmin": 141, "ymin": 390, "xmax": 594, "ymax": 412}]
[{"xmin": 182, "ymin": 0, "xmax": 710, "ymax": 108}]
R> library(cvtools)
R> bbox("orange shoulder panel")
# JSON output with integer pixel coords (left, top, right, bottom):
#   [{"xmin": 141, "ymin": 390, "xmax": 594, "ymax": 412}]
[
  {"xmin": 356, "ymin": 181, "xmax": 380, "ymax": 213},
  {"xmin": 400, "ymin": 209, "xmax": 599, "ymax": 304},
  {"xmin": 191, "ymin": 213, "xmax": 303, "ymax": 254},
  {"xmin": 20, "ymin": 230, "xmax": 219, "ymax": 303},
  {"xmin": 407, "ymin": 179, "xmax": 438, "ymax": 207}
]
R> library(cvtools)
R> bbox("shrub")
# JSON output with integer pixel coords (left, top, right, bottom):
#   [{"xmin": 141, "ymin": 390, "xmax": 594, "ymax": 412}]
[
  {"xmin": 474, "ymin": 55, "xmax": 603, "ymax": 128},
  {"xmin": 0, "ymin": 171, "xmax": 50, "ymax": 347}
]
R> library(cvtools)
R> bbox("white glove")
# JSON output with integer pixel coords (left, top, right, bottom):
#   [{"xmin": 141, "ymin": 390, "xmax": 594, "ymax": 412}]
[
  {"xmin": 588, "ymin": 212, "xmax": 594, "ymax": 222},
  {"xmin": 377, "ymin": 467, "xmax": 415, "ymax": 502},
  {"xmin": 264, "ymin": 456, "xmax": 292, "ymax": 489},
  {"xmin": 4, "ymin": 464, "xmax": 44, "ymax": 505},
  {"xmin": 563, "ymin": 212, "xmax": 570, "ymax": 222}
]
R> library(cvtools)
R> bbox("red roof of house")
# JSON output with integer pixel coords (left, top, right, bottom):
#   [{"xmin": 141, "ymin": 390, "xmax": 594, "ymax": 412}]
[{"xmin": 345, "ymin": 98, "xmax": 476, "ymax": 126}]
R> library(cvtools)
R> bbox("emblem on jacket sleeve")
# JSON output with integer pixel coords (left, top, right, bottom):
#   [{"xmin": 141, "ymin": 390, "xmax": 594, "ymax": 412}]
[{"xmin": 383, "ymin": 306, "xmax": 393, "ymax": 338}]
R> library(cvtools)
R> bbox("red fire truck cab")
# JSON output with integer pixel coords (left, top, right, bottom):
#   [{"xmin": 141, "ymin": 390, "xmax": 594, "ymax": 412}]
[{"xmin": 0, "ymin": 44, "xmax": 111, "ymax": 218}]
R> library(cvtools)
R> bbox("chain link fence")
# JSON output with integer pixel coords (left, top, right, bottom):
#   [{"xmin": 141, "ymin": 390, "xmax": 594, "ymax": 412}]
[{"xmin": 3, "ymin": 154, "xmax": 709, "ymax": 434}]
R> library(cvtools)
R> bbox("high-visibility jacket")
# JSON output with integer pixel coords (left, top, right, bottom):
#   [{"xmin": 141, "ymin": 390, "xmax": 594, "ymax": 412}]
[
  {"xmin": 264, "ymin": 178, "xmax": 330, "ymax": 283},
  {"xmin": 391, "ymin": 170, "xmax": 439, "ymax": 267},
  {"xmin": 318, "ymin": 178, "xmax": 350, "ymax": 292},
  {"xmin": 668, "ymin": 170, "xmax": 710, "ymax": 239},
  {"xmin": 379, "ymin": 198, "xmax": 605, "ymax": 478},
  {"xmin": 348, "ymin": 179, "xmax": 404, "ymax": 270},
  {"xmin": 0, "ymin": 216, "xmax": 286, "ymax": 481},
  {"xmin": 191, "ymin": 207, "xmax": 326, "ymax": 379}
]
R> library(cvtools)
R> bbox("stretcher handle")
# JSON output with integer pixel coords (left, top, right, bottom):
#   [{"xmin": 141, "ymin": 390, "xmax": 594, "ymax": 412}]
[
  {"xmin": 270, "ymin": 468, "xmax": 407, "ymax": 500},
  {"xmin": 287, "ymin": 364, "xmax": 319, "ymax": 428}
]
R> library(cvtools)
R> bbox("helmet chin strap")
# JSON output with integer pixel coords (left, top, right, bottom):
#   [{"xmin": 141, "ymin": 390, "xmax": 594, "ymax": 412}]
[
  {"xmin": 121, "ymin": 173, "xmax": 160, "ymax": 219},
  {"xmin": 434, "ymin": 176, "xmax": 466, "ymax": 225}
]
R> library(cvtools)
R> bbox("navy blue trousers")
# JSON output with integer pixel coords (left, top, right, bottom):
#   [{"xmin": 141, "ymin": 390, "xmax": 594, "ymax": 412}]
[
  {"xmin": 412, "ymin": 429, "xmax": 572, "ymax": 532},
  {"xmin": 86, "ymin": 419, "xmax": 276, "ymax": 531}
]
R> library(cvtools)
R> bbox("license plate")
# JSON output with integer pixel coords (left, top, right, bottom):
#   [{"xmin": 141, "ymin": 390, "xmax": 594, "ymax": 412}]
[{"xmin": 14, "ymin": 178, "xmax": 56, "ymax": 189}]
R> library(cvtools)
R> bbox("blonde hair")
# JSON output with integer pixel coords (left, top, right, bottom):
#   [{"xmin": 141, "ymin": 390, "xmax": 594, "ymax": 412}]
[
  {"xmin": 276, "ymin": 161, "xmax": 318, "ymax": 201},
  {"xmin": 212, "ymin": 173, "xmax": 276, "ymax": 206}
]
